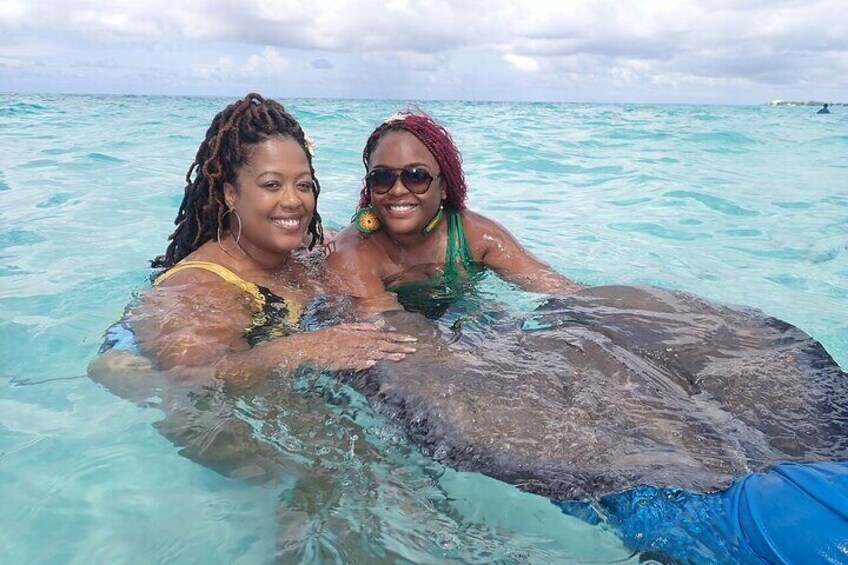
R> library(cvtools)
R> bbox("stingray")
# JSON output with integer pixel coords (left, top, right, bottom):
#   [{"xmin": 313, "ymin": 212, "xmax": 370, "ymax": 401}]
[
  {"xmin": 337, "ymin": 285, "xmax": 848, "ymax": 500},
  {"xmin": 89, "ymin": 286, "xmax": 848, "ymax": 563}
]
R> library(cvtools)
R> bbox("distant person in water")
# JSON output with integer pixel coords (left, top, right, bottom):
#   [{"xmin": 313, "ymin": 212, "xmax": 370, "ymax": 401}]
[
  {"xmin": 326, "ymin": 109, "xmax": 584, "ymax": 316},
  {"xmin": 817, "ymin": 103, "xmax": 831, "ymax": 114}
]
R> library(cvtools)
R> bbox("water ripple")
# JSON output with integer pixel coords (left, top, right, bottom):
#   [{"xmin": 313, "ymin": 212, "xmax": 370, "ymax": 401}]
[
  {"xmin": 609, "ymin": 222, "xmax": 712, "ymax": 241},
  {"xmin": 663, "ymin": 190, "xmax": 759, "ymax": 216},
  {"xmin": 86, "ymin": 152, "xmax": 124, "ymax": 163}
]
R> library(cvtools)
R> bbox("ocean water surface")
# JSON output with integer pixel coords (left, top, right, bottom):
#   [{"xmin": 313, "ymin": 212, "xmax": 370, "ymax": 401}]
[{"xmin": 1, "ymin": 94, "xmax": 846, "ymax": 563}]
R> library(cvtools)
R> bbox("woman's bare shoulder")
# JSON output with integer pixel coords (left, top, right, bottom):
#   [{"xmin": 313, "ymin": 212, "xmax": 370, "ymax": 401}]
[
  {"xmin": 154, "ymin": 244, "xmax": 240, "ymax": 288},
  {"xmin": 459, "ymin": 209, "xmax": 516, "ymax": 255},
  {"xmin": 461, "ymin": 209, "xmax": 509, "ymax": 233},
  {"xmin": 155, "ymin": 266, "xmax": 222, "ymax": 288},
  {"xmin": 324, "ymin": 225, "xmax": 389, "ymax": 296},
  {"xmin": 325, "ymin": 224, "xmax": 383, "ymax": 260}
]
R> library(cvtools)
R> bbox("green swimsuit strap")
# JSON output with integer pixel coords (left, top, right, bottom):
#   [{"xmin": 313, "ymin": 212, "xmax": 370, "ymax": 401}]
[{"xmin": 444, "ymin": 209, "xmax": 474, "ymax": 277}]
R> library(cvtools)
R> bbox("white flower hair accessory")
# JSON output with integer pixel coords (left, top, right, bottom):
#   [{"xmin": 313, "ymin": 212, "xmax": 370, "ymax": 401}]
[
  {"xmin": 383, "ymin": 111, "xmax": 410, "ymax": 124},
  {"xmin": 303, "ymin": 133, "xmax": 316, "ymax": 157}
]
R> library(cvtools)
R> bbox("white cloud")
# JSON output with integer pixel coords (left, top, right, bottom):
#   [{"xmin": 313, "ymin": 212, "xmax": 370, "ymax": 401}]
[
  {"xmin": 503, "ymin": 53, "xmax": 541, "ymax": 73},
  {"xmin": 0, "ymin": 2, "xmax": 25, "ymax": 26},
  {"xmin": 0, "ymin": 0, "xmax": 26, "ymax": 25},
  {"xmin": 191, "ymin": 47, "xmax": 289, "ymax": 80},
  {"xmin": 243, "ymin": 47, "xmax": 289, "ymax": 75},
  {"xmin": 192, "ymin": 55, "xmax": 235, "ymax": 80},
  {"xmin": 1, "ymin": 0, "xmax": 846, "ymax": 102},
  {"xmin": 362, "ymin": 50, "xmax": 445, "ymax": 71},
  {"xmin": 5, "ymin": 1, "xmax": 847, "ymax": 61},
  {"xmin": 0, "ymin": 56, "xmax": 33, "ymax": 68}
]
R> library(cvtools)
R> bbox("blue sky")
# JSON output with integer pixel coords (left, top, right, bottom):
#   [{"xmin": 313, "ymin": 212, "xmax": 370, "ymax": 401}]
[{"xmin": 1, "ymin": 0, "xmax": 846, "ymax": 104}]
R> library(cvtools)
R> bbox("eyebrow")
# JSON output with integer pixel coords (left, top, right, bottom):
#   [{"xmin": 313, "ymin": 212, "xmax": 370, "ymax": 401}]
[
  {"xmin": 255, "ymin": 169, "xmax": 312, "ymax": 178},
  {"xmin": 371, "ymin": 162, "xmax": 433, "ymax": 169}
]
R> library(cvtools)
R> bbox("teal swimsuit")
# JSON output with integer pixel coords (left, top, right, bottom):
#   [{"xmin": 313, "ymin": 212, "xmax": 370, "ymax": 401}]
[
  {"xmin": 390, "ymin": 209, "xmax": 482, "ymax": 319},
  {"xmin": 443, "ymin": 209, "xmax": 475, "ymax": 277}
]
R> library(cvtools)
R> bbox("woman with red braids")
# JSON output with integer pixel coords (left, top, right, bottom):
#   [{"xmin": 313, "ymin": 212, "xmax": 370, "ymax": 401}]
[{"xmin": 326, "ymin": 109, "xmax": 584, "ymax": 316}]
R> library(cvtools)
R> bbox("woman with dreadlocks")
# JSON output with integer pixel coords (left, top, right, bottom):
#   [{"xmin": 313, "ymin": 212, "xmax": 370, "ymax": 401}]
[
  {"xmin": 326, "ymin": 109, "xmax": 584, "ymax": 316},
  {"xmin": 94, "ymin": 94, "xmax": 415, "ymax": 386}
]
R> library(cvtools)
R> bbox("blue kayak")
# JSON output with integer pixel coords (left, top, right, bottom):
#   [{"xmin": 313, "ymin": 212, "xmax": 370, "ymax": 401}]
[{"xmin": 557, "ymin": 461, "xmax": 848, "ymax": 564}]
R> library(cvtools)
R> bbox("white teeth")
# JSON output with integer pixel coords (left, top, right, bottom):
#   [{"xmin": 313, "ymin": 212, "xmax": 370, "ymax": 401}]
[
  {"xmin": 272, "ymin": 218, "xmax": 300, "ymax": 228},
  {"xmin": 388, "ymin": 205, "xmax": 416, "ymax": 212}
]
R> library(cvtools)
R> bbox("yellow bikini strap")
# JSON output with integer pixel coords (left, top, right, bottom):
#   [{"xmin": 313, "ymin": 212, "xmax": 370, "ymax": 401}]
[{"xmin": 154, "ymin": 260, "xmax": 266, "ymax": 309}]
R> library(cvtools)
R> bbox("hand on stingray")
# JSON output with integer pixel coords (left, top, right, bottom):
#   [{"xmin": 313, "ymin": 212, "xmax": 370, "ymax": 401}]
[{"xmin": 287, "ymin": 321, "xmax": 418, "ymax": 372}]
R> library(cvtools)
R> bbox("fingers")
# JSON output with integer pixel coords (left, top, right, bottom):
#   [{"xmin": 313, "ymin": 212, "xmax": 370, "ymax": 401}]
[
  {"xmin": 363, "ymin": 343, "xmax": 414, "ymax": 364},
  {"xmin": 327, "ymin": 340, "xmax": 415, "ymax": 372},
  {"xmin": 379, "ymin": 352, "xmax": 407, "ymax": 361},
  {"xmin": 348, "ymin": 358, "xmax": 378, "ymax": 372},
  {"xmin": 339, "ymin": 320, "xmax": 386, "ymax": 331},
  {"xmin": 381, "ymin": 332, "xmax": 418, "ymax": 343},
  {"xmin": 312, "ymin": 322, "xmax": 421, "ymax": 372},
  {"xmin": 372, "ymin": 340, "xmax": 417, "ymax": 354},
  {"xmin": 333, "ymin": 322, "xmax": 418, "ymax": 343},
  {"xmin": 345, "ymin": 350, "xmax": 406, "ymax": 371}
]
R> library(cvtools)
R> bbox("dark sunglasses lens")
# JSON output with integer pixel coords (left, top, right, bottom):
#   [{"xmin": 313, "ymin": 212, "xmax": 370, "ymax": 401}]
[
  {"xmin": 366, "ymin": 169, "xmax": 396, "ymax": 193},
  {"xmin": 401, "ymin": 168, "xmax": 433, "ymax": 192}
]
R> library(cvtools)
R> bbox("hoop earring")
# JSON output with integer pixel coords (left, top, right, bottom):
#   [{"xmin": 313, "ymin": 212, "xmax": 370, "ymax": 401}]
[
  {"xmin": 217, "ymin": 208, "xmax": 243, "ymax": 253},
  {"xmin": 421, "ymin": 204, "xmax": 444, "ymax": 236},
  {"xmin": 352, "ymin": 206, "xmax": 381, "ymax": 234},
  {"xmin": 308, "ymin": 212, "xmax": 324, "ymax": 248}
]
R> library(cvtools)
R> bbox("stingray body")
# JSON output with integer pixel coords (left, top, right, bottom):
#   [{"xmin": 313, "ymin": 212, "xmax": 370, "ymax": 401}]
[{"xmin": 341, "ymin": 285, "xmax": 848, "ymax": 500}]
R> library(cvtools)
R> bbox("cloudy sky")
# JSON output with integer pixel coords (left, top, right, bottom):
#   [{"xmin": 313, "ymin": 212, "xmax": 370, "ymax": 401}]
[{"xmin": 1, "ymin": 0, "xmax": 846, "ymax": 104}]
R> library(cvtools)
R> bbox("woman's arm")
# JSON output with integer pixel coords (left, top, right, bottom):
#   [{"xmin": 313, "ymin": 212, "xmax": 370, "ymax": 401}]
[
  {"xmin": 209, "ymin": 320, "xmax": 417, "ymax": 386},
  {"xmin": 132, "ymin": 273, "xmax": 415, "ymax": 386},
  {"xmin": 324, "ymin": 227, "xmax": 407, "ymax": 317},
  {"xmin": 464, "ymin": 211, "xmax": 585, "ymax": 295}
]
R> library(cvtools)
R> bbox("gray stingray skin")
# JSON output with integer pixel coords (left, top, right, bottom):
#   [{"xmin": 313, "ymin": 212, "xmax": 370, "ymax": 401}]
[{"xmin": 341, "ymin": 285, "xmax": 848, "ymax": 500}]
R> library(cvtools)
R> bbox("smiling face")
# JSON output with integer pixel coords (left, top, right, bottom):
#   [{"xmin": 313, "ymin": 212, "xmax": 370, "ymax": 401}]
[
  {"xmin": 223, "ymin": 135, "xmax": 315, "ymax": 261},
  {"xmin": 367, "ymin": 130, "xmax": 446, "ymax": 238}
]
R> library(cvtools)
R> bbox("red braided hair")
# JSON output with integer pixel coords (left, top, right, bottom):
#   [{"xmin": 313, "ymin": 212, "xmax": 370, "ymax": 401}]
[{"xmin": 358, "ymin": 110, "xmax": 467, "ymax": 212}]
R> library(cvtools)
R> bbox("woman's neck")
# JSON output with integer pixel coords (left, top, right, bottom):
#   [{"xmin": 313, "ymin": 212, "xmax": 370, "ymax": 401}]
[
  {"xmin": 219, "ymin": 233, "xmax": 295, "ymax": 273},
  {"xmin": 379, "ymin": 220, "xmax": 447, "ymax": 264}
]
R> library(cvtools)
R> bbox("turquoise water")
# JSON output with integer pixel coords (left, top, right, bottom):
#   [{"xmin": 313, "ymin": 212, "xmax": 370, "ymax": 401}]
[{"xmin": 1, "ymin": 94, "xmax": 846, "ymax": 563}]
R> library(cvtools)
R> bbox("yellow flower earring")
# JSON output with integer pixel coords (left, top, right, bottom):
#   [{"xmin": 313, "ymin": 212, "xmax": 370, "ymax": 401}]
[
  {"xmin": 421, "ymin": 204, "xmax": 444, "ymax": 236},
  {"xmin": 352, "ymin": 207, "xmax": 382, "ymax": 234}
]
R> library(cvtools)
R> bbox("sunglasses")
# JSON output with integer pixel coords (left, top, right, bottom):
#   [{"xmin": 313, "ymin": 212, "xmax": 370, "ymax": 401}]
[{"xmin": 365, "ymin": 166, "xmax": 441, "ymax": 195}]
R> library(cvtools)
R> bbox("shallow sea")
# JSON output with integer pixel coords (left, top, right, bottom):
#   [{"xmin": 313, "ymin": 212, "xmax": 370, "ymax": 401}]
[{"xmin": 1, "ymin": 94, "xmax": 846, "ymax": 563}]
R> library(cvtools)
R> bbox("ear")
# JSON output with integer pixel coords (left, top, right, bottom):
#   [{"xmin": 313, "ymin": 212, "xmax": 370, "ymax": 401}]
[{"xmin": 223, "ymin": 182, "xmax": 237, "ymax": 210}]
